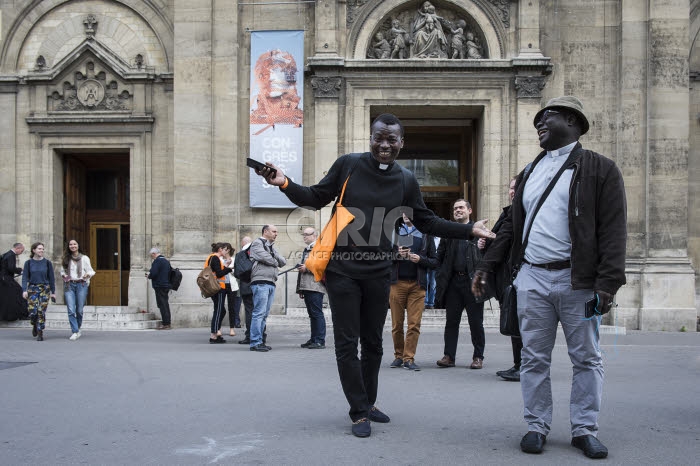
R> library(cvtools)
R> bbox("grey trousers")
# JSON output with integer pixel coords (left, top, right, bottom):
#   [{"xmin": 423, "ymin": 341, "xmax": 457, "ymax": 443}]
[{"xmin": 514, "ymin": 263, "xmax": 603, "ymax": 437}]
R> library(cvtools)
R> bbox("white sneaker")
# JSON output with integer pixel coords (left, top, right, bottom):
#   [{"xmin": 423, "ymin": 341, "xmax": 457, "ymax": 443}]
[
  {"xmin": 69, "ymin": 333, "xmax": 78, "ymax": 341},
  {"xmin": 77, "ymin": 331, "xmax": 82, "ymax": 339}
]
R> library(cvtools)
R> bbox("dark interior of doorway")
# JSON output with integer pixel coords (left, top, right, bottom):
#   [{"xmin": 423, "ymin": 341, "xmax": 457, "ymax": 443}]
[{"xmin": 64, "ymin": 152, "xmax": 130, "ymax": 305}]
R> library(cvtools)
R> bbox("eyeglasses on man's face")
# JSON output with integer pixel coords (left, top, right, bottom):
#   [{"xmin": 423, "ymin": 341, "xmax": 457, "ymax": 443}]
[{"xmin": 541, "ymin": 109, "xmax": 560, "ymax": 120}]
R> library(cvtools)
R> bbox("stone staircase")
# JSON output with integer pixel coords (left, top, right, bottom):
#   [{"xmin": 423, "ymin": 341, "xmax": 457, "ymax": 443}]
[{"xmin": 0, "ymin": 306, "xmax": 161, "ymax": 330}]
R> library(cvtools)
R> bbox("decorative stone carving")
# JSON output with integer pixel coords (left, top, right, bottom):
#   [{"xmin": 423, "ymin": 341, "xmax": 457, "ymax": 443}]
[
  {"xmin": 35, "ymin": 55, "xmax": 46, "ymax": 70},
  {"xmin": 311, "ymin": 76, "xmax": 343, "ymax": 99},
  {"xmin": 347, "ymin": 0, "xmax": 370, "ymax": 28},
  {"xmin": 84, "ymin": 14, "xmax": 98, "ymax": 37},
  {"xmin": 134, "ymin": 54, "xmax": 144, "ymax": 69},
  {"xmin": 77, "ymin": 79, "xmax": 105, "ymax": 107},
  {"xmin": 514, "ymin": 76, "xmax": 546, "ymax": 98},
  {"xmin": 487, "ymin": 0, "xmax": 511, "ymax": 28},
  {"xmin": 50, "ymin": 60, "xmax": 132, "ymax": 111},
  {"xmin": 365, "ymin": 2, "xmax": 488, "ymax": 60}
]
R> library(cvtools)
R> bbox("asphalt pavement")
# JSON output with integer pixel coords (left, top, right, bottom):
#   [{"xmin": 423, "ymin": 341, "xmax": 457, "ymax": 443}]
[{"xmin": 1, "ymin": 325, "xmax": 699, "ymax": 465}]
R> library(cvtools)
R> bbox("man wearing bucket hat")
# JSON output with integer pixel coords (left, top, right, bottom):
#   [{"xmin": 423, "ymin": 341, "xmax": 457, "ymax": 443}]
[{"xmin": 472, "ymin": 96, "xmax": 627, "ymax": 459}]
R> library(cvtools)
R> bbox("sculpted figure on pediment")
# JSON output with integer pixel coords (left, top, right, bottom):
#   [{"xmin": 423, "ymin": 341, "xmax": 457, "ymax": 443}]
[{"xmin": 365, "ymin": 2, "xmax": 488, "ymax": 60}]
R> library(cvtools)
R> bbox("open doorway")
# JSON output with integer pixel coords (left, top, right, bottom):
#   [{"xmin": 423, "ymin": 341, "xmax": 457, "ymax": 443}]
[
  {"xmin": 370, "ymin": 106, "xmax": 481, "ymax": 221},
  {"xmin": 64, "ymin": 153, "xmax": 130, "ymax": 305}
]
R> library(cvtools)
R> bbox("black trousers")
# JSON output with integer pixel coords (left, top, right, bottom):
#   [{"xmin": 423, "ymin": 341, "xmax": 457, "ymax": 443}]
[
  {"xmin": 512, "ymin": 336, "xmax": 523, "ymax": 368},
  {"xmin": 242, "ymin": 293, "xmax": 265, "ymax": 342},
  {"xmin": 325, "ymin": 271, "xmax": 390, "ymax": 422},
  {"xmin": 154, "ymin": 287, "xmax": 171, "ymax": 326},
  {"xmin": 443, "ymin": 275, "xmax": 485, "ymax": 361}
]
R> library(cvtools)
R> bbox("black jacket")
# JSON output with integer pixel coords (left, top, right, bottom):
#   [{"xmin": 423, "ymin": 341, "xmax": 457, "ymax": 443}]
[
  {"xmin": 390, "ymin": 232, "xmax": 439, "ymax": 288},
  {"xmin": 1, "ymin": 250, "xmax": 22, "ymax": 280},
  {"xmin": 477, "ymin": 143, "xmax": 627, "ymax": 295},
  {"xmin": 435, "ymin": 231, "xmax": 487, "ymax": 306},
  {"xmin": 483, "ymin": 205, "xmax": 512, "ymax": 303}
]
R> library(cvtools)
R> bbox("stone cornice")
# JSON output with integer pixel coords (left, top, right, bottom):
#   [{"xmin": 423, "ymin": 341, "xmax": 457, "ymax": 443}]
[
  {"xmin": 307, "ymin": 56, "xmax": 551, "ymax": 75},
  {"xmin": 26, "ymin": 115, "xmax": 154, "ymax": 135}
]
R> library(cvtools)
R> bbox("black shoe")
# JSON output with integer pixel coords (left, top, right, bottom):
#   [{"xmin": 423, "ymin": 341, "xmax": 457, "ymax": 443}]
[
  {"xmin": 209, "ymin": 338, "xmax": 226, "ymax": 344},
  {"xmin": 37, "ymin": 330, "xmax": 43, "ymax": 342},
  {"xmin": 351, "ymin": 418, "xmax": 371, "ymax": 438},
  {"xmin": 263, "ymin": 345, "xmax": 272, "ymax": 351},
  {"xmin": 497, "ymin": 366, "xmax": 521, "ymax": 381},
  {"xmin": 31, "ymin": 322, "xmax": 38, "ymax": 337},
  {"xmin": 520, "ymin": 431, "xmax": 546, "ymax": 454},
  {"xmin": 249, "ymin": 344, "xmax": 269, "ymax": 352},
  {"xmin": 368, "ymin": 406, "xmax": 390, "ymax": 423},
  {"xmin": 238, "ymin": 338, "xmax": 250, "ymax": 345},
  {"xmin": 306, "ymin": 342, "xmax": 325, "ymax": 349},
  {"xmin": 389, "ymin": 358, "xmax": 403, "ymax": 368},
  {"xmin": 300, "ymin": 339, "xmax": 313, "ymax": 348},
  {"xmin": 571, "ymin": 435, "xmax": 608, "ymax": 459},
  {"xmin": 403, "ymin": 361, "xmax": 421, "ymax": 371},
  {"xmin": 234, "ymin": 324, "xmax": 242, "ymax": 328}
]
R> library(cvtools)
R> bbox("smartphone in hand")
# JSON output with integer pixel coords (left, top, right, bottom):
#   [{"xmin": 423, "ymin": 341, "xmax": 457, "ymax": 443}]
[
  {"xmin": 247, "ymin": 158, "xmax": 277, "ymax": 178},
  {"xmin": 584, "ymin": 297, "xmax": 597, "ymax": 318}
]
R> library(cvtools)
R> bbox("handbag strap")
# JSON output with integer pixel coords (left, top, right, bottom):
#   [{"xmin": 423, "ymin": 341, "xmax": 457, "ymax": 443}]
[
  {"xmin": 520, "ymin": 155, "xmax": 574, "ymax": 258},
  {"xmin": 337, "ymin": 154, "xmax": 363, "ymax": 206}
]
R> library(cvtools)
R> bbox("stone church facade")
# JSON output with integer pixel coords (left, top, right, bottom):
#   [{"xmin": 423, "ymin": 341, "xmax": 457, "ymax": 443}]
[{"xmin": 0, "ymin": 0, "xmax": 697, "ymax": 330}]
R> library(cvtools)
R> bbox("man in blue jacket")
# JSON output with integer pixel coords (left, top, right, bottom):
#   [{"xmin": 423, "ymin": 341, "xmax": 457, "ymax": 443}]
[{"xmin": 147, "ymin": 247, "xmax": 172, "ymax": 330}]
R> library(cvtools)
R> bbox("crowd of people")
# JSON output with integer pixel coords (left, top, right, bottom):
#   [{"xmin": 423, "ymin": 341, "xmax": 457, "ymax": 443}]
[{"xmin": 1, "ymin": 97, "xmax": 626, "ymax": 459}]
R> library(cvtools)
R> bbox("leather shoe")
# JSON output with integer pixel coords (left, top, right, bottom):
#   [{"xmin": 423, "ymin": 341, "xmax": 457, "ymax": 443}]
[
  {"xmin": 497, "ymin": 365, "xmax": 520, "ymax": 381},
  {"xmin": 249, "ymin": 344, "xmax": 269, "ymax": 352},
  {"xmin": 571, "ymin": 435, "xmax": 608, "ymax": 459},
  {"xmin": 351, "ymin": 418, "xmax": 371, "ymax": 438},
  {"xmin": 436, "ymin": 355, "xmax": 455, "ymax": 367},
  {"xmin": 520, "ymin": 431, "xmax": 546, "ymax": 454},
  {"xmin": 368, "ymin": 406, "xmax": 390, "ymax": 423},
  {"xmin": 238, "ymin": 338, "xmax": 250, "ymax": 345},
  {"xmin": 470, "ymin": 357, "xmax": 484, "ymax": 369}
]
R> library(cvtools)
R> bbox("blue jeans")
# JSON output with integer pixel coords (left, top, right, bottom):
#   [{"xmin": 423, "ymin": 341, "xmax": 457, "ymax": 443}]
[
  {"xmin": 303, "ymin": 291, "xmax": 326, "ymax": 344},
  {"xmin": 425, "ymin": 269, "xmax": 437, "ymax": 307},
  {"xmin": 64, "ymin": 281, "xmax": 88, "ymax": 333},
  {"xmin": 250, "ymin": 283, "xmax": 276, "ymax": 347}
]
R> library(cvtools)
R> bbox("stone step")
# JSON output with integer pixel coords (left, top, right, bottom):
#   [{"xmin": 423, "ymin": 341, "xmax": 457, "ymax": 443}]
[
  {"xmin": 0, "ymin": 305, "xmax": 161, "ymax": 331},
  {"xmin": 45, "ymin": 309, "xmax": 158, "ymax": 322},
  {"xmin": 0, "ymin": 319, "xmax": 161, "ymax": 331}
]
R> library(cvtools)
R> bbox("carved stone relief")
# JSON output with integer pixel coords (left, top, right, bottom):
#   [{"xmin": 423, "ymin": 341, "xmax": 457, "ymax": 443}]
[
  {"xmin": 514, "ymin": 76, "xmax": 546, "ymax": 98},
  {"xmin": 347, "ymin": 0, "xmax": 370, "ymax": 28},
  {"xmin": 83, "ymin": 14, "xmax": 98, "ymax": 38},
  {"xmin": 49, "ymin": 60, "xmax": 132, "ymax": 111},
  {"xmin": 366, "ymin": 1, "xmax": 487, "ymax": 60},
  {"xmin": 487, "ymin": 0, "xmax": 511, "ymax": 29},
  {"xmin": 310, "ymin": 76, "xmax": 343, "ymax": 98}
]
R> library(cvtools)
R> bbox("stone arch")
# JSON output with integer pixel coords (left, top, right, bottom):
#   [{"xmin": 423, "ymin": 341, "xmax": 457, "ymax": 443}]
[
  {"xmin": 348, "ymin": 0, "xmax": 506, "ymax": 60},
  {"xmin": 1, "ymin": 0, "xmax": 173, "ymax": 73}
]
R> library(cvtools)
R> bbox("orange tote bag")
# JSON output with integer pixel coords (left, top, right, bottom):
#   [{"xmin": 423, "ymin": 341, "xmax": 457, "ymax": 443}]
[{"xmin": 305, "ymin": 175, "xmax": 354, "ymax": 282}]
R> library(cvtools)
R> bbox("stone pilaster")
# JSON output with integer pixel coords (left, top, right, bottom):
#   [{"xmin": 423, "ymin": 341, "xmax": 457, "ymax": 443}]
[
  {"xmin": 517, "ymin": 0, "xmax": 544, "ymax": 57},
  {"xmin": 639, "ymin": 0, "xmax": 695, "ymax": 330},
  {"xmin": 172, "ymin": 0, "xmax": 213, "ymax": 258},
  {"xmin": 514, "ymin": 76, "xmax": 545, "ymax": 173},
  {"xmin": 314, "ymin": 0, "xmax": 339, "ymax": 55},
  {"xmin": 0, "ymin": 81, "xmax": 18, "ymax": 247}
]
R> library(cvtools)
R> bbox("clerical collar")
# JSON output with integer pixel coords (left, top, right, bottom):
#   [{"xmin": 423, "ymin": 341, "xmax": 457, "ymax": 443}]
[
  {"xmin": 547, "ymin": 141, "xmax": 577, "ymax": 158},
  {"xmin": 369, "ymin": 154, "xmax": 394, "ymax": 171}
]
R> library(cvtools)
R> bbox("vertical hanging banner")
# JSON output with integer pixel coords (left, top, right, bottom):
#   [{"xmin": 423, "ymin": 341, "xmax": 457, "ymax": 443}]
[{"xmin": 249, "ymin": 30, "xmax": 304, "ymax": 208}]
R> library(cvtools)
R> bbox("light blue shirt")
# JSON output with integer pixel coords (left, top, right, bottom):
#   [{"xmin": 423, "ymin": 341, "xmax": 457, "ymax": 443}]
[{"xmin": 522, "ymin": 141, "xmax": 577, "ymax": 264}]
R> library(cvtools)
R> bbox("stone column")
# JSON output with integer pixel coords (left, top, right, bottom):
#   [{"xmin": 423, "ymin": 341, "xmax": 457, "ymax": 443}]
[
  {"xmin": 514, "ymin": 76, "xmax": 546, "ymax": 171},
  {"xmin": 172, "ymin": 0, "xmax": 213, "ymax": 258},
  {"xmin": 638, "ymin": 0, "xmax": 696, "ymax": 330}
]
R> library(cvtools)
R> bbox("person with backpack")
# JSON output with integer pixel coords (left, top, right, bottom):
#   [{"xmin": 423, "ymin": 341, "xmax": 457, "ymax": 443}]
[
  {"xmin": 206, "ymin": 242, "xmax": 233, "ymax": 344},
  {"xmin": 21, "ymin": 242, "xmax": 55, "ymax": 341},
  {"xmin": 147, "ymin": 247, "xmax": 172, "ymax": 330}
]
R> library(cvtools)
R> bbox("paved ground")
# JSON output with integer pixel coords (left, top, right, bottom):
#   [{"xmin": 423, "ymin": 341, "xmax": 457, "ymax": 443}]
[{"xmin": 0, "ymin": 325, "xmax": 699, "ymax": 465}]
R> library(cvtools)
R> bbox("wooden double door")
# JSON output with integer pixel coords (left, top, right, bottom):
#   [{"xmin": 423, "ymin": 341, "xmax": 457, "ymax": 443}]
[{"xmin": 64, "ymin": 154, "xmax": 130, "ymax": 306}]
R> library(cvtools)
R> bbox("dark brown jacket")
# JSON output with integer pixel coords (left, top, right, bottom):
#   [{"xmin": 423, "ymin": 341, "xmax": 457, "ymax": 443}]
[{"xmin": 477, "ymin": 143, "xmax": 627, "ymax": 295}]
